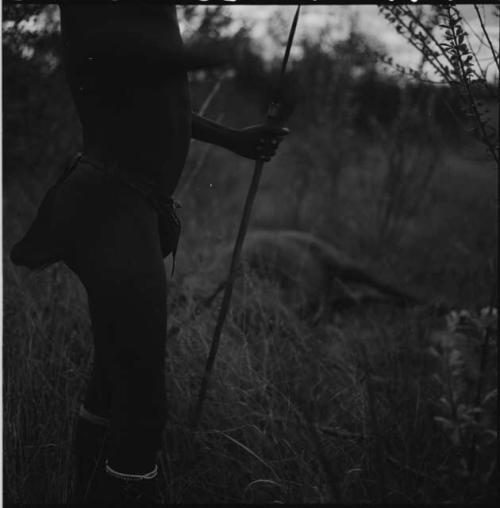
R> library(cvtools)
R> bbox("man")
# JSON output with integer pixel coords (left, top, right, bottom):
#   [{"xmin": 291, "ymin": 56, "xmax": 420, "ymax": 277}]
[{"xmin": 11, "ymin": 3, "xmax": 288, "ymax": 503}]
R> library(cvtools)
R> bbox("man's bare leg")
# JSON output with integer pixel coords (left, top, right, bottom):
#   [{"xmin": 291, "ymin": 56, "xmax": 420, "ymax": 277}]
[{"xmin": 60, "ymin": 161, "xmax": 168, "ymax": 501}]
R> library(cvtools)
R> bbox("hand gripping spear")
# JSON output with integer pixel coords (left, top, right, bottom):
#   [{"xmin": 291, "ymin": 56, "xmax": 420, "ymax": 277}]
[{"xmin": 191, "ymin": 5, "xmax": 301, "ymax": 431}]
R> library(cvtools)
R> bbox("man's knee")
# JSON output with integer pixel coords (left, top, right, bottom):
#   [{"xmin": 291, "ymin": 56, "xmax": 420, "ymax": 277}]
[{"xmin": 87, "ymin": 262, "xmax": 166, "ymax": 319}]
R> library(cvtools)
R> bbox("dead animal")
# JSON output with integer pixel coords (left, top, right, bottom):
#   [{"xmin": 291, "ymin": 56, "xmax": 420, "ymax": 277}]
[{"xmin": 204, "ymin": 229, "xmax": 421, "ymax": 316}]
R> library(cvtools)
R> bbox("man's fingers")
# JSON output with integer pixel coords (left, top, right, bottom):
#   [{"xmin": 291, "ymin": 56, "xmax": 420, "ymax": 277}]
[
  {"xmin": 251, "ymin": 125, "xmax": 289, "ymax": 160},
  {"xmin": 255, "ymin": 140, "xmax": 281, "ymax": 157}
]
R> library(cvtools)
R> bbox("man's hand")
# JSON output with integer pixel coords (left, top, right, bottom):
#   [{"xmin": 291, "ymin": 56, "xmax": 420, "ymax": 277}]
[
  {"xmin": 191, "ymin": 114, "xmax": 289, "ymax": 161},
  {"xmin": 230, "ymin": 125, "xmax": 290, "ymax": 162}
]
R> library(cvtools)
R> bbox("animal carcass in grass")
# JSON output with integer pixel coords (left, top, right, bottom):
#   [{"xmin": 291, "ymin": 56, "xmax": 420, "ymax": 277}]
[{"xmin": 210, "ymin": 229, "xmax": 419, "ymax": 316}]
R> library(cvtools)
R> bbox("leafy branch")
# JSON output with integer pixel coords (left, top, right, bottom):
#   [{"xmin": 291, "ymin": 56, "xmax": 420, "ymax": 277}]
[{"xmin": 378, "ymin": 4, "xmax": 499, "ymax": 166}]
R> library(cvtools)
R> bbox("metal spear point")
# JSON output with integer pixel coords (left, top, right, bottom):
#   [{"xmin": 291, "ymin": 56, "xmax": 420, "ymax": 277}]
[{"xmin": 191, "ymin": 5, "xmax": 301, "ymax": 431}]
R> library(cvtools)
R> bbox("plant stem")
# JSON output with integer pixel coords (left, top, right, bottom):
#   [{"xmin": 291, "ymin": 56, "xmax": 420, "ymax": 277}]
[
  {"xmin": 390, "ymin": 11, "xmax": 452, "ymax": 82},
  {"xmin": 446, "ymin": 6, "xmax": 499, "ymax": 165},
  {"xmin": 473, "ymin": 4, "xmax": 500, "ymax": 72},
  {"xmin": 403, "ymin": 6, "xmax": 455, "ymax": 71}
]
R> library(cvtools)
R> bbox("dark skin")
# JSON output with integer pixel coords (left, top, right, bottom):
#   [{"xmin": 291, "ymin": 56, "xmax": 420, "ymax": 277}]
[
  {"xmin": 55, "ymin": 3, "xmax": 289, "ymax": 492},
  {"xmin": 192, "ymin": 114, "xmax": 289, "ymax": 163},
  {"xmin": 60, "ymin": 3, "xmax": 289, "ymax": 197}
]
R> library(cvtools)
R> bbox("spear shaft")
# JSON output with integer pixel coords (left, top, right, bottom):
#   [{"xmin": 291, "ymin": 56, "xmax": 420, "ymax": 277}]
[{"xmin": 191, "ymin": 5, "xmax": 301, "ymax": 431}]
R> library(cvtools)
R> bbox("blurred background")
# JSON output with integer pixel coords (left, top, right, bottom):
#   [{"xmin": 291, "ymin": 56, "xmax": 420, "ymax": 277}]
[
  {"xmin": 3, "ymin": 3, "xmax": 498, "ymax": 303},
  {"xmin": 2, "ymin": 3, "xmax": 498, "ymax": 505}
]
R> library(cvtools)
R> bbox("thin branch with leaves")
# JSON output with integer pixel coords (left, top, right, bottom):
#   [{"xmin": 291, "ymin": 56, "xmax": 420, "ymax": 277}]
[{"xmin": 378, "ymin": 4, "xmax": 499, "ymax": 165}]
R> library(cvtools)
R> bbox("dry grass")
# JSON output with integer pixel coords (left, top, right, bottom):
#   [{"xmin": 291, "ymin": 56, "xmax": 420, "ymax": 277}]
[{"xmin": 3, "ymin": 135, "xmax": 497, "ymax": 503}]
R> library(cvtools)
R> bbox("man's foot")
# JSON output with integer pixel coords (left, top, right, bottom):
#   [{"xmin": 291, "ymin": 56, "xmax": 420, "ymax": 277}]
[{"xmin": 102, "ymin": 474, "xmax": 157, "ymax": 504}]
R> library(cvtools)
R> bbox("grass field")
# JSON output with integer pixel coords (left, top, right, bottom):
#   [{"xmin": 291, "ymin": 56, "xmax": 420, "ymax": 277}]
[{"xmin": 3, "ymin": 102, "xmax": 497, "ymax": 504}]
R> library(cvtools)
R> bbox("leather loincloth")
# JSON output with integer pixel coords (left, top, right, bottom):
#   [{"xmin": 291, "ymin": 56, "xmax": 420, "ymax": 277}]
[{"xmin": 10, "ymin": 153, "xmax": 181, "ymax": 274}]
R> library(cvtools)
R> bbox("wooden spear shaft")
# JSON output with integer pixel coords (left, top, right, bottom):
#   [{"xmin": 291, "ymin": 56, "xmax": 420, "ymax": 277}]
[
  {"xmin": 191, "ymin": 6, "xmax": 301, "ymax": 431},
  {"xmin": 190, "ymin": 156, "xmax": 266, "ymax": 430}
]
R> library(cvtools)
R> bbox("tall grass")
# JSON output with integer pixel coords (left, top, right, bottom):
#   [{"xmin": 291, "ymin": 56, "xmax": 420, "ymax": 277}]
[
  {"xmin": 4, "ymin": 149, "xmax": 497, "ymax": 502},
  {"xmin": 4, "ymin": 69, "xmax": 497, "ymax": 503}
]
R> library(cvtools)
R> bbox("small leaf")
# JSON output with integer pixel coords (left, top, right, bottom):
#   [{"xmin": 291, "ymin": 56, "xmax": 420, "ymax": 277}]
[
  {"xmin": 483, "ymin": 388, "xmax": 497, "ymax": 404},
  {"xmin": 427, "ymin": 346, "xmax": 441, "ymax": 358},
  {"xmin": 434, "ymin": 416, "xmax": 455, "ymax": 430},
  {"xmin": 439, "ymin": 398, "xmax": 452, "ymax": 411},
  {"xmin": 484, "ymin": 429, "xmax": 497, "ymax": 440}
]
